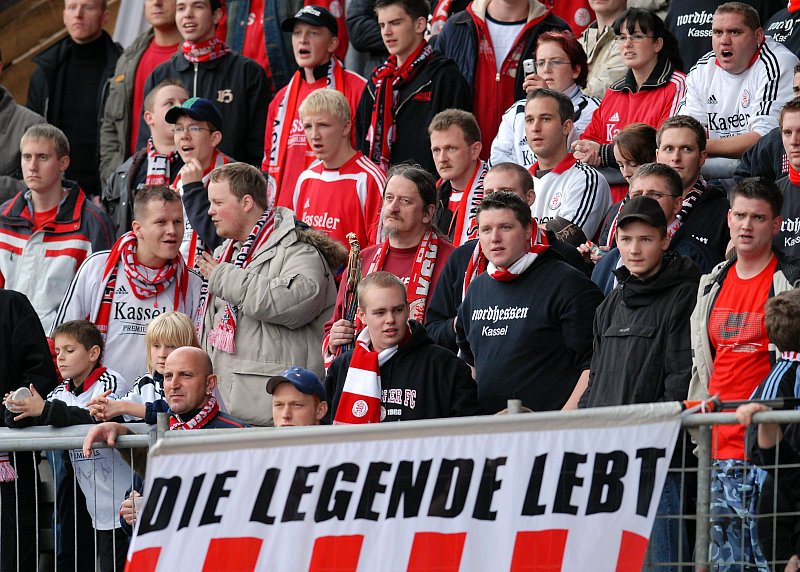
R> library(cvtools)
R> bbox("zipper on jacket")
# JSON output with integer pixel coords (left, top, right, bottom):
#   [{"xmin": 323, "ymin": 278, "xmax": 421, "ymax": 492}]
[
  {"xmin": 496, "ymin": 72, "xmax": 500, "ymax": 82},
  {"xmin": 395, "ymin": 80, "xmax": 432, "ymax": 115},
  {"xmin": 193, "ymin": 63, "xmax": 199, "ymax": 95}
]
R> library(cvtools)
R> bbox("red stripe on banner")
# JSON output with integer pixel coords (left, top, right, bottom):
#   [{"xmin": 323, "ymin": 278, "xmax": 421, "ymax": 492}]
[
  {"xmin": 125, "ymin": 547, "xmax": 161, "ymax": 572},
  {"xmin": 615, "ymin": 530, "xmax": 649, "ymax": 572},
  {"xmin": 201, "ymin": 537, "xmax": 263, "ymax": 571},
  {"xmin": 407, "ymin": 532, "xmax": 467, "ymax": 571},
  {"xmin": 509, "ymin": 529, "xmax": 568, "ymax": 571},
  {"xmin": 308, "ymin": 535, "xmax": 364, "ymax": 571}
]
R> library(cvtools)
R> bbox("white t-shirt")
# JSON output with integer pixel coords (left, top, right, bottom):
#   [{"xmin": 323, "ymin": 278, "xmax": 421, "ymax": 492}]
[
  {"xmin": 678, "ymin": 38, "xmax": 799, "ymax": 139},
  {"xmin": 486, "ymin": 17, "xmax": 525, "ymax": 72},
  {"xmin": 53, "ymin": 251, "xmax": 203, "ymax": 384}
]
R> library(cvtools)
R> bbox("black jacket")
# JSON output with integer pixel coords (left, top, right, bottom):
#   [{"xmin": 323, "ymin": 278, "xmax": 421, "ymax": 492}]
[
  {"xmin": 354, "ymin": 50, "xmax": 472, "ymax": 176},
  {"xmin": 136, "ymin": 51, "xmax": 271, "ymax": 167},
  {"xmin": 0, "ymin": 291, "xmax": 58, "ymax": 427},
  {"xmin": 581, "ymin": 252, "xmax": 700, "ymax": 409},
  {"xmin": 425, "ymin": 235, "xmax": 588, "ymax": 351},
  {"xmin": 27, "ymin": 32, "xmax": 122, "ymax": 127},
  {"xmin": 735, "ymin": 126, "xmax": 786, "ymax": 183},
  {"xmin": 325, "ymin": 320, "xmax": 480, "ymax": 422}
]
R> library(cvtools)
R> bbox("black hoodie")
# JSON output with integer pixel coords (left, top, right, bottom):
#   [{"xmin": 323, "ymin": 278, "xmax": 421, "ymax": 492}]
[
  {"xmin": 325, "ymin": 320, "xmax": 480, "ymax": 423},
  {"xmin": 580, "ymin": 252, "xmax": 701, "ymax": 409}
]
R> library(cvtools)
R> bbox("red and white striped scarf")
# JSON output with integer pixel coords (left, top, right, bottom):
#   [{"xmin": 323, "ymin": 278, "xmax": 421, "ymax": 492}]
[
  {"xmin": 145, "ymin": 138, "xmax": 179, "ymax": 186},
  {"xmin": 267, "ymin": 58, "xmax": 346, "ymax": 207},
  {"xmin": 203, "ymin": 210, "xmax": 277, "ymax": 353},
  {"xmin": 367, "ymin": 230, "xmax": 438, "ymax": 321},
  {"xmin": 181, "ymin": 38, "xmax": 231, "ymax": 63},
  {"xmin": 368, "ymin": 41, "xmax": 433, "ymax": 173},
  {"xmin": 172, "ymin": 149, "xmax": 231, "ymax": 268},
  {"xmin": 430, "ymin": 0, "xmax": 454, "ymax": 35},
  {"xmin": 0, "ymin": 453, "xmax": 14, "ymax": 483},
  {"xmin": 333, "ymin": 327, "xmax": 401, "ymax": 425},
  {"xmin": 91, "ymin": 232, "xmax": 189, "ymax": 337},
  {"xmin": 169, "ymin": 396, "xmax": 219, "ymax": 430},
  {"xmin": 463, "ymin": 219, "xmax": 548, "ymax": 295},
  {"xmin": 443, "ymin": 160, "xmax": 487, "ymax": 246}
]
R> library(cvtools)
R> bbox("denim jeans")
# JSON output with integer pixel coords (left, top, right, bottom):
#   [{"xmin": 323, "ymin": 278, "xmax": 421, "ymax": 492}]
[{"xmin": 643, "ymin": 472, "xmax": 690, "ymax": 571}]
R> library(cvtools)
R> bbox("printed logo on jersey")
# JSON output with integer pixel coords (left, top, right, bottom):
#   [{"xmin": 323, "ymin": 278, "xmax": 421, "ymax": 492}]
[
  {"xmin": 609, "ymin": 112, "xmax": 620, "ymax": 122},
  {"xmin": 781, "ymin": 217, "xmax": 800, "ymax": 249},
  {"xmin": 115, "ymin": 285, "xmax": 128, "ymax": 296},
  {"xmin": 574, "ymin": 8, "xmax": 591, "ymax": 27},
  {"xmin": 217, "ymin": 89, "xmax": 234, "ymax": 104},
  {"xmin": 549, "ymin": 191, "xmax": 562, "ymax": 210},
  {"xmin": 471, "ymin": 305, "xmax": 530, "ymax": 337},
  {"xmin": 707, "ymin": 112, "xmax": 750, "ymax": 133},
  {"xmin": 710, "ymin": 309, "xmax": 765, "ymax": 353},
  {"xmin": 352, "ymin": 399, "xmax": 369, "ymax": 418},
  {"xmin": 674, "ymin": 11, "xmax": 714, "ymax": 37},
  {"xmin": 741, "ymin": 89, "xmax": 751, "ymax": 109},
  {"xmin": 303, "ymin": 198, "xmax": 311, "ymax": 210},
  {"xmin": 707, "ymin": 95, "xmax": 718, "ymax": 105},
  {"xmin": 381, "ymin": 388, "xmax": 417, "ymax": 419}
]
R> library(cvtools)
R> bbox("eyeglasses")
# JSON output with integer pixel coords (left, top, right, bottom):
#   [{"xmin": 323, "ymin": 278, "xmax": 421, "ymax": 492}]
[
  {"xmin": 172, "ymin": 125, "xmax": 212, "ymax": 135},
  {"xmin": 616, "ymin": 33, "xmax": 655, "ymax": 43},
  {"xmin": 629, "ymin": 191, "xmax": 680, "ymax": 200},
  {"xmin": 534, "ymin": 59, "xmax": 570, "ymax": 70}
]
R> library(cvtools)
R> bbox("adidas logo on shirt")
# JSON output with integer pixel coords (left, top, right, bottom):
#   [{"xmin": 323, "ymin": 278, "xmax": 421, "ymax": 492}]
[
  {"xmin": 304, "ymin": 198, "xmax": 311, "ymax": 210},
  {"xmin": 609, "ymin": 112, "xmax": 620, "ymax": 122},
  {"xmin": 115, "ymin": 285, "xmax": 128, "ymax": 296},
  {"xmin": 707, "ymin": 95, "xmax": 718, "ymax": 105}
]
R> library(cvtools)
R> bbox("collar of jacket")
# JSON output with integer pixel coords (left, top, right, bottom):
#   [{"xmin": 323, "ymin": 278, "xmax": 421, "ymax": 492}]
[
  {"xmin": 175, "ymin": 51, "xmax": 229, "ymax": 71},
  {"xmin": 467, "ymin": 0, "xmax": 548, "ymax": 22},
  {"xmin": 2, "ymin": 180, "xmax": 87, "ymax": 232},
  {"xmin": 610, "ymin": 51, "xmax": 675, "ymax": 93}
]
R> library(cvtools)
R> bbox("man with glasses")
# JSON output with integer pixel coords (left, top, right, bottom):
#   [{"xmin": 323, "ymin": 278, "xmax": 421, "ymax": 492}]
[
  {"xmin": 166, "ymin": 97, "xmax": 232, "ymax": 268},
  {"xmin": 678, "ymin": 2, "xmax": 797, "ymax": 160},
  {"xmin": 526, "ymin": 88, "xmax": 609, "ymax": 240},
  {"xmin": 591, "ymin": 163, "xmax": 713, "ymax": 294}
]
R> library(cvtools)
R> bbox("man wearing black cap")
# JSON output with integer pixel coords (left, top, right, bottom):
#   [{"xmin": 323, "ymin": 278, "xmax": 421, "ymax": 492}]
[
  {"xmin": 136, "ymin": 0, "xmax": 271, "ymax": 168},
  {"xmin": 166, "ymin": 97, "xmax": 232, "ymax": 268},
  {"xmin": 262, "ymin": 5, "xmax": 366, "ymax": 208},
  {"xmin": 267, "ymin": 366, "xmax": 328, "ymax": 427},
  {"xmin": 579, "ymin": 195, "xmax": 700, "ymax": 571}
]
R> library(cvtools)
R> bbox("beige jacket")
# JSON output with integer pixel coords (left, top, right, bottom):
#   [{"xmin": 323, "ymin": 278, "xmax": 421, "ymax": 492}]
[
  {"xmin": 580, "ymin": 23, "xmax": 627, "ymax": 98},
  {"xmin": 204, "ymin": 207, "xmax": 346, "ymax": 426}
]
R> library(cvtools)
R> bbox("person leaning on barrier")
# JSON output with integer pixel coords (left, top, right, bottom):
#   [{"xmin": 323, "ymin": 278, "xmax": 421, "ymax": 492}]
[
  {"xmin": 83, "ymin": 347, "xmax": 248, "ymax": 533},
  {"xmin": 0, "ymin": 290, "xmax": 58, "ymax": 572},
  {"xmin": 325, "ymin": 271, "xmax": 480, "ymax": 423},
  {"xmin": 687, "ymin": 177, "xmax": 800, "ymax": 570},
  {"xmin": 736, "ymin": 289, "xmax": 800, "ymax": 568}
]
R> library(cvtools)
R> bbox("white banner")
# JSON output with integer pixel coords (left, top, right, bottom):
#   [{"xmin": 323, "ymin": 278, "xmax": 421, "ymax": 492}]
[{"xmin": 126, "ymin": 404, "xmax": 682, "ymax": 571}]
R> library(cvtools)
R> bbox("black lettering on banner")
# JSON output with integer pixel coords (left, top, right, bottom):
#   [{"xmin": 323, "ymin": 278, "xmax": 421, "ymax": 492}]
[
  {"xmin": 281, "ymin": 465, "xmax": 320, "ymax": 522},
  {"xmin": 178, "ymin": 474, "xmax": 206, "ymax": 530},
  {"xmin": 387, "ymin": 460, "xmax": 432, "ymax": 518},
  {"xmin": 635, "ymin": 448, "xmax": 666, "ymax": 517},
  {"xmin": 355, "ymin": 462, "xmax": 392, "ymax": 521},
  {"xmin": 428, "ymin": 459, "xmax": 474, "ymax": 518},
  {"xmin": 473, "ymin": 457, "xmax": 507, "ymax": 521},
  {"xmin": 250, "ymin": 468, "xmax": 281, "ymax": 525},
  {"xmin": 138, "ymin": 476, "xmax": 181, "ymax": 535},
  {"xmin": 586, "ymin": 452, "xmax": 628, "ymax": 515},
  {"xmin": 315, "ymin": 463, "xmax": 359, "ymax": 522},
  {"xmin": 199, "ymin": 471, "xmax": 238, "ymax": 526},
  {"xmin": 522, "ymin": 454, "xmax": 548, "ymax": 516},
  {"xmin": 554, "ymin": 453, "xmax": 587, "ymax": 515}
]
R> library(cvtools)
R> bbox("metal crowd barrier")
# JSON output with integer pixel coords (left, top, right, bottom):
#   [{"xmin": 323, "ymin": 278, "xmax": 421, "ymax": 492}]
[{"xmin": 2, "ymin": 410, "xmax": 800, "ymax": 571}]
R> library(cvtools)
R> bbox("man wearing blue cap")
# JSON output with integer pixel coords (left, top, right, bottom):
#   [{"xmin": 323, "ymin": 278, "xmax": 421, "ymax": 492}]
[
  {"xmin": 166, "ymin": 97, "xmax": 232, "ymax": 268},
  {"xmin": 267, "ymin": 367, "xmax": 328, "ymax": 427}
]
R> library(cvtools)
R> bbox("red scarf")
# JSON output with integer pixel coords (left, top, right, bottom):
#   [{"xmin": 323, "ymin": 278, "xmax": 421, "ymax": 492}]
[
  {"xmin": 92, "ymin": 232, "xmax": 189, "ymax": 336},
  {"xmin": 367, "ymin": 230, "xmax": 438, "ymax": 321},
  {"xmin": 368, "ymin": 41, "xmax": 433, "ymax": 172},
  {"xmin": 463, "ymin": 219, "xmax": 549, "ymax": 293},
  {"xmin": 444, "ymin": 160, "xmax": 487, "ymax": 246},
  {"xmin": 169, "ymin": 397, "xmax": 219, "ymax": 430},
  {"xmin": 268, "ymin": 58, "xmax": 346, "ymax": 207},
  {"xmin": 145, "ymin": 138, "xmax": 178, "ymax": 185},
  {"xmin": 204, "ymin": 210, "xmax": 277, "ymax": 353},
  {"xmin": 333, "ymin": 327, "xmax": 401, "ymax": 425},
  {"xmin": 790, "ymin": 163, "xmax": 800, "ymax": 185},
  {"xmin": 181, "ymin": 38, "xmax": 231, "ymax": 63},
  {"xmin": 431, "ymin": 0, "xmax": 453, "ymax": 34}
]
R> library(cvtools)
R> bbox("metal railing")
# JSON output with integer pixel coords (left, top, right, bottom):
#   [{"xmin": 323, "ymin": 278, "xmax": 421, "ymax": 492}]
[{"xmin": 2, "ymin": 410, "xmax": 800, "ymax": 571}]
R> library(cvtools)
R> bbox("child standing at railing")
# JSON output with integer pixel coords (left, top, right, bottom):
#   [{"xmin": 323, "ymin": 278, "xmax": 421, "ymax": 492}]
[
  {"xmin": 88, "ymin": 311, "xmax": 200, "ymax": 423},
  {"xmin": 4, "ymin": 320, "xmax": 134, "ymax": 572},
  {"xmin": 736, "ymin": 289, "xmax": 800, "ymax": 570}
]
